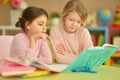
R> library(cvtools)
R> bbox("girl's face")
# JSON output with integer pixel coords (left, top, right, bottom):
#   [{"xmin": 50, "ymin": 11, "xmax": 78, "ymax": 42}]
[
  {"xmin": 63, "ymin": 11, "xmax": 82, "ymax": 33},
  {"xmin": 26, "ymin": 15, "xmax": 48, "ymax": 35}
]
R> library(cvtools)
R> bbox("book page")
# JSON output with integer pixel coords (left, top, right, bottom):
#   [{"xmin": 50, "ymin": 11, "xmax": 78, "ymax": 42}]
[
  {"xmin": 47, "ymin": 64, "xmax": 68, "ymax": 72},
  {"xmin": 5, "ymin": 57, "xmax": 31, "ymax": 66},
  {"xmin": 31, "ymin": 61, "xmax": 68, "ymax": 72},
  {"xmin": 102, "ymin": 44, "xmax": 118, "ymax": 48}
]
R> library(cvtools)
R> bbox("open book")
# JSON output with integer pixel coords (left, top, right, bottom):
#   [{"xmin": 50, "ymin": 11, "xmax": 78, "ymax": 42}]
[
  {"xmin": 6, "ymin": 44, "xmax": 120, "ymax": 73},
  {"xmin": 5, "ymin": 57, "xmax": 68, "ymax": 72}
]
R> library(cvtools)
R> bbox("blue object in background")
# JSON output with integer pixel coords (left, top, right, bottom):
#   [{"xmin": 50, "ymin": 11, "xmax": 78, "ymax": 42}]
[{"xmin": 97, "ymin": 8, "xmax": 112, "ymax": 25}]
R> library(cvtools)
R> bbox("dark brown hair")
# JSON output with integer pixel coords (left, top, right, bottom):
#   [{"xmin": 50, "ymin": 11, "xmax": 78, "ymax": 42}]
[{"xmin": 15, "ymin": 6, "xmax": 48, "ymax": 32}]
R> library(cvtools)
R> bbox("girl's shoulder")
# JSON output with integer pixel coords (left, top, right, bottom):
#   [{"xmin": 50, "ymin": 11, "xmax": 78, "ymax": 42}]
[
  {"xmin": 15, "ymin": 32, "xmax": 25, "ymax": 37},
  {"xmin": 13, "ymin": 32, "xmax": 28, "ymax": 42},
  {"xmin": 14, "ymin": 33, "xmax": 26, "ymax": 39},
  {"xmin": 79, "ymin": 27, "xmax": 89, "ymax": 32},
  {"xmin": 15, "ymin": 33, "xmax": 43, "ymax": 42},
  {"xmin": 77, "ymin": 27, "xmax": 90, "ymax": 36}
]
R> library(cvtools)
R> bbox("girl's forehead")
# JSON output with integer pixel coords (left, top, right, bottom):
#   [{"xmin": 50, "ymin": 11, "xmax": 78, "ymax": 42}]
[
  {"xmin": 67, "ymin": 11, "xmax": 80, "ymax": 17},
  {"xmin": 32, "ymin": 15, "xmax": 48, "ymax": 23},
  {"xmin": 66, "ymin": 11, "xmax": 82, "ymax": 21}
]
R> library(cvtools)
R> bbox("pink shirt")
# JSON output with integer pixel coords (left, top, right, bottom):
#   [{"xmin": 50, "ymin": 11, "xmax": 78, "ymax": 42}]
[
  {"xmin": 10, "ymin": 33, "xmax": 52, "ymax": 64},
  {"xmin": 50, "ymin": 25, "xmax": 93, "ymax": 64}
]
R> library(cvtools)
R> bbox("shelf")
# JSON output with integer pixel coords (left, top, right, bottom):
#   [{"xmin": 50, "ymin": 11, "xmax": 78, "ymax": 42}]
[
  {"xmin": 0, "ymin": 25, "xmax": 21, "ymax": 35},
  {"xmin": 86, "ymin": 26, "xmax": 108, "ymax": 31},
  {"xmin": 86, "ymin": 26, "xmax": 108, "ymax": 45},
  {"xmin": 112, "ymin": 52, "xmax": 120, "ymax": 58},
  {"xmin": 108, "ymin": 26, "xmax": 120, "ymax": 44},
  {"xmin": 86, "ymin": 26, "xmax": 120, "ymax": 66}
]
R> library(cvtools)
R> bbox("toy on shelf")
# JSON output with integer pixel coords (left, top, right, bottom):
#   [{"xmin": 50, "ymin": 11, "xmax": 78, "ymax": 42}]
[
  {"xmin": 97, "ymin": 8, "xmax": 112, "ymax": 26},
  {"xmin": 113, "ymin": 5, "xmax": 120, "ymax": 27},
  {"xmin": 113, "ymin": 36, "xmax": 120, "ymax": 46}
]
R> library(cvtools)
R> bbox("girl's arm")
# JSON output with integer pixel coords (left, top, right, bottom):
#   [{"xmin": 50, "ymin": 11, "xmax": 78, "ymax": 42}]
[
  {"xmin": 54, "ymin": 51, "xmax": 76, "ymax": 64},
  {"xmin": 10, "ymin": 35, "xmax": 38, "ymax": 61},
  {"xmin": 81, "ymin": 28, "xmax": 93, "ymax": 50},
  {"xmin": 50, "ymin": 29, "xmax": 76, "ymax": 64},
  {"xmin": 37, "ymin": 40, "xmax": 52, "ymax": 64}
]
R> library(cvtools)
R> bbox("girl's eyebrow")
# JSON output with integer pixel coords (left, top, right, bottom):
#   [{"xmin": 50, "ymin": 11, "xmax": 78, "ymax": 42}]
[
  {"xmin": 38, "ymin": 21, "xmax": 48, "ymax": 23},
  {"xmin": 69, "ymin": 17, "xmax": 81, "ymax": 21}
]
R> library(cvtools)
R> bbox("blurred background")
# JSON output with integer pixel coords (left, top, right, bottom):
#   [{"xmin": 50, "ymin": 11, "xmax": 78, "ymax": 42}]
[
  {"xmin": 0, "ymin": 0, "xmax": 120, "ymax": 66},
  {"xmin": 0, "ymin": 0, "xmax": 119, "ymax": 26}
]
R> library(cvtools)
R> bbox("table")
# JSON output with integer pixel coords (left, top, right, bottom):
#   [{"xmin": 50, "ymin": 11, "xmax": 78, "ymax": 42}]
[{"xmin": 0, "ymin": 66, "xmax": 120, "ymax": 80}]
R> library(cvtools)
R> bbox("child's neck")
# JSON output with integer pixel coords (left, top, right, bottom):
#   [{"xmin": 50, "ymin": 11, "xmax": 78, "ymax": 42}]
[{"xmin": 25, "ymin": 31, "xmax": 32, "ymax": 40}]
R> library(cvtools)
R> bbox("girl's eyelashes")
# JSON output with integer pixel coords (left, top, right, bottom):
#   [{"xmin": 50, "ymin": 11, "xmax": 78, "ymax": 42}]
[
  {"xmin": 69, "ymin": 18, "xmax": 74, "ymax": 21},
  {"xmin": 38, "ymin": 23, "xmax": 48, "ymax": 27},
  {"xmin": 77, "ymin": 21, "xmax": 81, "ymax": 24},
  {"xmin": 38, "ymin": 23, "xmax": 43, "ymax": 26},
  {"xmin": 38, "ymin": 21, "xmax": 48, "ymax": 26},
  {"xmin": 69, "ymin": 17, "xmax": 81, "ymax": 24}
]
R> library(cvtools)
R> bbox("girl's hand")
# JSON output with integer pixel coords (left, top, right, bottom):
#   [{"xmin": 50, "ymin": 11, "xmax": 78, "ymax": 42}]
[
  {"xmin": 29, "ymin": 32, "xmax": 48, "ymax": 51},
  {"xmin": 56, "ymin": 44, "xmax": 66, "ymax": 55},
  {"xmin": 38, "ymin": 32, "xmax": 48, "ymax": 41},
  {"xmin": 31, "ymin": 32, "xmax": 48, "ymax": 41}
]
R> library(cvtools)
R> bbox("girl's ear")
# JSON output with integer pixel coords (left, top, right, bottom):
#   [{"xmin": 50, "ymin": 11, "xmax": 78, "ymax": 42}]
[
  {"xmin": 61, "ymin": 17, "xmax": 65, "ymax": 26},
  {"xmin": 62, "ymin": 15, "xmax": 65, "ymax": 22},
  {"xmin": 25, "ymin": 21, "xmax": 31, "ymax": 30},
  {"xmin": 61, "ymin": 14, "xmax": 67, "ymax": 23}
]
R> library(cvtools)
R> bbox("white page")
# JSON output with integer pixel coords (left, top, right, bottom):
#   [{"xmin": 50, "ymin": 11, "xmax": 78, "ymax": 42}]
[{"xmin": 47, "ymin": 64, "xmax": 68, "ymax": 72}]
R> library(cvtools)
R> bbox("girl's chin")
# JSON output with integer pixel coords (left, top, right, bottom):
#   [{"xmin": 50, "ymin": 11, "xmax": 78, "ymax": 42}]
[
  {"xmin": 68, "ymin": 30, "xmax": 77, "ymax": 33},
  {"xmin": 64, "ymin": 28, "xmax": 77, "ymax": 33}
]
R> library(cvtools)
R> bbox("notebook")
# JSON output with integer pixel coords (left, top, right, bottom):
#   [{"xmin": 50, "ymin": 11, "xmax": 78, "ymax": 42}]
[
  {"xmin": 0, "ymin": 64, "xmax": 36, "ymax": 77},
  {"xmin": 6, "ymin": 44, "xmax": 120, "ymax": 73}
]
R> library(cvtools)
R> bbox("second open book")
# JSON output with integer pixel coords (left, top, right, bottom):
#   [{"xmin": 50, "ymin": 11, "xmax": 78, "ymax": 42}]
[{"xmin": 6, "ymin": 44, "xmax": 120, "ymax": 73}]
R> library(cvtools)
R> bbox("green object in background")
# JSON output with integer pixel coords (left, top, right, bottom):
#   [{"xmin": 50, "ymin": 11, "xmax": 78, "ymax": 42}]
[
  {"xmin": 46, "ymin": 26, "xmax": 52, "ymax": 35},
  {"xmin": 50, "ymin": 12, "xmax": 60, "ymax": 18}
]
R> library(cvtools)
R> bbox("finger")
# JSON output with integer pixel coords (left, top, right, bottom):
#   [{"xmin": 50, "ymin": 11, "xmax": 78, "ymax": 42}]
[
  {"xmin": 40, "ymin": 33, "xmax": 48, "ymax": 40},
  {"xmin": 56, "ymin": 46, "xmax": 63, "ymax": 51},
  {"xmin": 61, "ymin": 44, "xmax": 66, "ymax": 51},
  {"xmin": 56, "ymin": 50, "xmax": 64, "ymax": 55},
  {"xmin": 56, "ymin": 48, "xmax": 65, "ymax": 54}
]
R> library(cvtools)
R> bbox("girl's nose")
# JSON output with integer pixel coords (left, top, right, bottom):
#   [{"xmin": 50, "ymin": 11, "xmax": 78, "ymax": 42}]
[
  {"xmin": 42, "ymin": 26, "xmax": 47, "ymax": 31},
  {"xmin": 72, "ymin": 21, "xmax": 77, "ymax": 26}
]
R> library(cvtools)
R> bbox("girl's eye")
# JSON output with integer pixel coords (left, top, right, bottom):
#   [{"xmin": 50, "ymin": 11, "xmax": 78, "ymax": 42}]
[
  {"xmin": 38, "ymin": 24, "xmax": 43, "ymax": 26},
  {"xmin": 77, "ymin": 21, "xmax": 81, "ymax": 24},
  {"xmin": 69, "ymin": 18, "xmax": 74, "ymax": 21}
]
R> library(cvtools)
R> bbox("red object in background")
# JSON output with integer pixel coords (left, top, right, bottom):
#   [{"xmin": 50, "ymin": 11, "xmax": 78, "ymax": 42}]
[
  {"xmin": 10, "ymin": 0, "xmax": 20, "ymax": 9},
  {"xmin": 113, "ymin": 24, "xmax": 120, "ymax": 27},
  {"xmin": 116, "ymin": 5, "xmax": 120, "ymax": 12},
  {"xmin": 108, "ymin": 26, "xmax": 120, "ymax": 66},
  {"xmin": 108, "ymin": 26, "xmax": 120, "ymax": 44},
  {"xmin": 10, "ymin": 0, "xmax": 24, "ymax": 9}
]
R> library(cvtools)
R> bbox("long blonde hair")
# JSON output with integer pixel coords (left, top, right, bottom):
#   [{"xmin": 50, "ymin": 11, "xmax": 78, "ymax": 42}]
[{"xmin": 61, "ymin": 0, "xmax": 87, "ymax": 23}]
